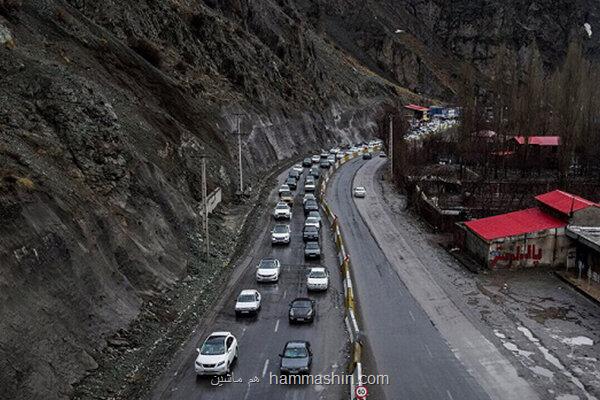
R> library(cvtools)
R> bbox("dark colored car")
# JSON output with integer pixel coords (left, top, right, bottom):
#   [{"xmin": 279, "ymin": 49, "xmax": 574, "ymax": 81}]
[
  {"xmin": 285, "ymin": 177, "xmax": 297, "ymax": 190},
  {"xmin": 303, "ymin": 225, "xmax": 319, "ymax": 242},
  {"xmin": 288, "ymin": 298, "xmax": 315, "ymax": 323},
  {"xmin": 319, "ymin": 160, "xmax": 331, "ymax": 169},
  {"xmin": 304, "ymin": 241, "xmax": 321, "ymax": 259},
  {"xmin": 362, "ymin": 152, "xmax": 372, "ymax": 160},
  {"xmin": 279, "ymin": 341, "xmax": 312, "ymax": 374},
  {"xmin": 289, "ymin": 170, "xmax": 300, "ymax": 180},
  {"xmin": 302, "ymin": 158, "xmax": 312, "ymax": 168},
  {"xmin": 303, "ymin": 200, "xmax": 319, "ymax": 215},
  {"xmin": 310, "ymin": 167, "xmax": 320, "ymax": 179}
]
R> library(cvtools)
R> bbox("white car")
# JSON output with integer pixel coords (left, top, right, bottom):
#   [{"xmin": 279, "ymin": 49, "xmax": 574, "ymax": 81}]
[
  {"xmin": 273, "ymin": 202, "xmax": 292, "ymax": 220},
  {"xmin": 305, "ymin": 181, "xmax": 316, "ymax": 192},
  {"xmin": 279, "ymin": 184, "xmax": 290, "ymax": 194},
  {"xmin": 327, "ymin": 155, "xmax": 336, "ymax": 165},
  {"xmin": 307, "ymin": 267, "xmax": 329, "ymax": 291},
  {"xmin": 311, "ymin": 154, "xmax": 320, "ymax": 163},
  {"xmin": 292, "ymin": 164, "xmax": 304, "ymax": 174},
  {"xmin": 235, "ymin": 289, "xmax": 261, "ymax": 316},
  {"xmin": 336, "ymin": 152, "xmax": 344, "ymax": 160},
  {"xmin": 353, "ymin": 186, "xmax": 366, "ymax": 198},
  {"xmin": 330, "ymin": 147, "xmax": 340, "ymax": 154},
  {"xmin": 304, "ymin": 216, "xmax": 320, "ymax": 230},
  {"xmin": 303, "ymin": 193, "xmax": 316, "ymax": 204},
  {"xmin": 271, "ymin": 224, "xmax": 291, "ymax": 244},
  {"xmin": 256, "ymin": 258, "xmax": 281, "ymax": 282},
  {"xmin": 195, "ymin": 332, "xmax": 238, "ymax": 376}
]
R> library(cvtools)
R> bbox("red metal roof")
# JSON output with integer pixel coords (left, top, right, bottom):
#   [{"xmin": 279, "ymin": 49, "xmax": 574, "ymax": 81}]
[
  {"xmin": 535, "ymin": 190, "xmax": 597, "ymax": 215},
  {"xmin": 404, "ymin": 104, "xmax": 429, "ymax": 112},
  {"xmin": 464, "ymin": 208, "xmax": 566, "ymax": 241},
  {"xmin": 513, "ymin": 136, "xmax": 560, "ymax": 146}
]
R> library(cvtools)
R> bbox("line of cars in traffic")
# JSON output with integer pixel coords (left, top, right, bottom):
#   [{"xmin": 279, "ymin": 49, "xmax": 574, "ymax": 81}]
[{"xmin": 195, "ymin": 148, "xmax": 347, "ymax": 377}]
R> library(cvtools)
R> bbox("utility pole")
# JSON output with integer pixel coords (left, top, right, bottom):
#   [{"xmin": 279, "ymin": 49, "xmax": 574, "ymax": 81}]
[
  {"xmin": 389, "ymin": 114, "xmax": 394, "ymax": 179},
  {"xmin": 233, "ymin": 114, "xmax": 244, "ymax": 194},
  {"xmin": 201, "ymin": 154, "xmax": 210, "ymax": 260}
]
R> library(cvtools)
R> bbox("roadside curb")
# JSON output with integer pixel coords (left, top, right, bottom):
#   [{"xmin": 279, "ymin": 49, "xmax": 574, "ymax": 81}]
[
  {"xmin": 316, "ymin": 145, "xmax": 380, "ymax": 400},
  {"xmin": 554, "ymin": 271, "xmax": 600, "ymax": 307}
]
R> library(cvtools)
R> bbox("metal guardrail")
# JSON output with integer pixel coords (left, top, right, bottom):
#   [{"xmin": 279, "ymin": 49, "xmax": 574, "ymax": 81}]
[{"xmin": 316, "ymin": 145, "xmax": 381, "ymax": 399}]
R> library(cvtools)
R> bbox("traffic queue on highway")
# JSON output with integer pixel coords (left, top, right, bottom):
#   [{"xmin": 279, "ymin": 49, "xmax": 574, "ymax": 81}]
[{"xmin": 193, "ymin": 141, "xmax": 381, "ymax": 380}]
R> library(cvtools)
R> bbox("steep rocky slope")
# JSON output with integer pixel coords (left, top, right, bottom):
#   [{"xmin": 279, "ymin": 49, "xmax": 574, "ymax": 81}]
[{"xmin": 1, "ymin": 1, "xmax": 599, "ymax": 399}]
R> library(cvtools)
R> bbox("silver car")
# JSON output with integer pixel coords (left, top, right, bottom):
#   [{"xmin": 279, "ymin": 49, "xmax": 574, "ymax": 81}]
[
  {"xmin": 353, "ymin": 186, "xmax": 366, "ymax": 198},
  {"xmin": 271, "ymin": 224, "xmax": 291, "ymax": 244}
]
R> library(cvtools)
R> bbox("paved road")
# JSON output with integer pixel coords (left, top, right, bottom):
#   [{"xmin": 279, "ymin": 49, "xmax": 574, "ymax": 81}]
[
  {"xmin": 326, "ymin": 157, "xmax": 491, "ymax": 400},
  {"xmin": 150, "ymin": 167, "xmax": 347, "ymax": 400}
]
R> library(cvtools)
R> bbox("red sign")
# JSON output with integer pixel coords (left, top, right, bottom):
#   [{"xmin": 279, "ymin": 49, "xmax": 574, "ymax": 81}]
[{"xmin": 355, "ymin": 385, "xmax": 368, "ymax": 399}]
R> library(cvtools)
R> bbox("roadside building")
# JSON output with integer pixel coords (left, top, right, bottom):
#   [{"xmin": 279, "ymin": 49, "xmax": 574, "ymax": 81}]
[
  {"xmin": 460, "ymin": 190, "xmax": 597, "ymax": 269},
  {"xmin": 508, "ymin": 135, "xmax": 560, "ymax": 168},
  {"xmin": 404, "ymin": 104, "xmax": 429, "ymax": 121},
  {"xmin": 565, "ymin": 206, "xmax": 600, "ymax": 286},
  {"xmin": 428, "ymin": 106, "xmax": 444, "ymax": 118}
]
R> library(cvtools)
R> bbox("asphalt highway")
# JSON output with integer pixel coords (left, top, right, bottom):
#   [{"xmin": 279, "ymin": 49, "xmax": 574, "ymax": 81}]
[
  {"xmin": 150, "ymin": 166, "xmax": 348, "ymax": 400},
  {"xmin": 326, "ymin": 157, "xmax": 491, "ymax": 400}
]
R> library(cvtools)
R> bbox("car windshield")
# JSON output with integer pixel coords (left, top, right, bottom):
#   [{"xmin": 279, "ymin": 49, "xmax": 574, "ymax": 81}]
[
  {"xmin": 304, "ymin": 226, "xmax": 317, "ymax": 232},
  {"xmin": 309, "ymin": 212, "xmax": 319, "ymax": 218},
  {"xmin": 306, "ymin": 242, "xmax": 319, "ymax": 249},
  {"xmin": 238, "ymin": 294, "xmax": 256, "ymax": 302},
  {"xmin": 306, "ymin": 218, "xmax": 317, "ymax": 223},
  {"xmin": 273, "ymin": 225, "xmax": 288, "ymax": 233},
  {"xmin": 276, "ymin": 204, "xmax": 288, "ymax": 209},
  {"xmin": 281, "ymin": 191, "xmax": 292, "ymax": 197},
  {"xmin": 309, "ymin": 270, "xmax": 327, "ymax": 278},
  {"xmin": 259, "ymin": 259, "xmax": 277, "ymax": 269},
  {"xmin": 201, "ymin": 336, "xmax": 226, "ymax": 355},
  {"xmin": 292, "ymin": 300, "xmax": 312, "ymax": 308}
]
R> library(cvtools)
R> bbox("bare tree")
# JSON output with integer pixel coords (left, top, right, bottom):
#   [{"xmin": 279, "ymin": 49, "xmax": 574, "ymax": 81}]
[{"xmin": 548, "ymin": 40, "xmax": 587, "ymax": 186}]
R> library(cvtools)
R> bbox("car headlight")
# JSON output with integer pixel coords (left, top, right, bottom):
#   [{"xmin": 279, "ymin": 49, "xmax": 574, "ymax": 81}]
[
  {"xmin": 216, "ymin": 361, "xmax": 225, "ymax": 367},
  {"xmin": 307, "ymin": 309, "xmax": 313, "ymax": 316},
  {"xmin": 289, "ymin": 309, "xmax": 295, "ymax": 316}
]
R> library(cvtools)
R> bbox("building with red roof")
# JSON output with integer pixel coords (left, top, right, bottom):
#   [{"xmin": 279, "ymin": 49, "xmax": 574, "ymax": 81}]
[
  {"xmin": 460, "ymin": 190, "xmax": 596, "ymax": 269},
  {"xmin": 464, "ymin": 208, "xmax": 566, "ymax": 241},
  {"xmin": 535, "ymin": 190, "xmax": 597, "ymax": 217},
  {"xmin": 404, "ymin": 104, "xmax": 429, "ymax": 112},
  {"xmin": 512, "ymin": 136, "xmax": 560, "ymax": 146},
  {"xmin": 404, "ymin": 104, "xmax": 430, "ymax": 121}
]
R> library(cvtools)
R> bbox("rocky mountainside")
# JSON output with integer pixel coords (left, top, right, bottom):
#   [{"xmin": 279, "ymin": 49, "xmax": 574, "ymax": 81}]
[{"xmin": 1, "ymin": 1, "xmax": 598, "ymax": 399}]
